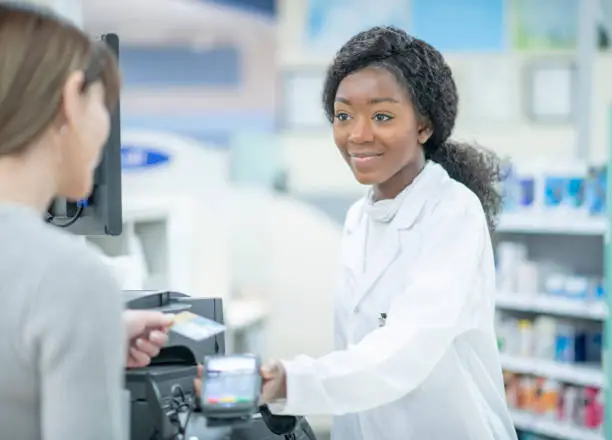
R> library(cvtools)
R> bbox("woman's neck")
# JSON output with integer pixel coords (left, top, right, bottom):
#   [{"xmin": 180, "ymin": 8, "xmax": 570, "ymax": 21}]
[
  {"xmin": 373, "ymin": 158, "xmax": 426, "ymax": 202},
  {"xmin": 0, "ymin": 152, "xmax": 56, "ymax": 213}
]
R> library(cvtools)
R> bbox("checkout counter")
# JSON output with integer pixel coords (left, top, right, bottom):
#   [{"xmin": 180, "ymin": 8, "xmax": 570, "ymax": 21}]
[{"xmin": 123, "ymin": 290, "xmax": 316, "ymax": 440}]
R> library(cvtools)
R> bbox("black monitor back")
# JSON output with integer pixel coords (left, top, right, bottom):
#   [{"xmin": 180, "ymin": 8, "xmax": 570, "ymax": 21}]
[{"xmin": 47, "ymin": 33, "xmax": 123, "ymax": 236}]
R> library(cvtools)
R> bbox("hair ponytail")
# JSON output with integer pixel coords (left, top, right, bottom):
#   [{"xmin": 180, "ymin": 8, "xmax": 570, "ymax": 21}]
[{"xmin": 425, "ymin": 140, "xmax": 503, "ymax": 233}]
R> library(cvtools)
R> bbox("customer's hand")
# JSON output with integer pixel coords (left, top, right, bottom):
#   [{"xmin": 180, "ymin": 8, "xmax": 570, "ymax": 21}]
[
  {"xmin": 259, "ymin": 360, "xmax": 287, "ymax": 405},
  {"xmin": 194, "ymin": 364, "xmax": 203, "ymax": 398},
  {"xmin": 123, "ymin": 310, "xmax": 174, "ymax": 368}
]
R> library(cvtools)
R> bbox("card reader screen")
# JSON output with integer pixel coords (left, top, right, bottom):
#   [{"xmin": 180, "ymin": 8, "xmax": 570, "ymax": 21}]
[{"xmin": 204, "ymin": 356, "xmax": 258, "ymax": 407}]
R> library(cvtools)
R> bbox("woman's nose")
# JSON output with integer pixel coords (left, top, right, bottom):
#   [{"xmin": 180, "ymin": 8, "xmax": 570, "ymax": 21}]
[{"xmin": 348, "ymin": 117, "xmax": 374, "ymax": 144}]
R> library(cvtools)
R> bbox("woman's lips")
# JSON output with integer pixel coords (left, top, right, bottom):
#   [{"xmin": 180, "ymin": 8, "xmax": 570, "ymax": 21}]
[{"xmin": 349, "ymin": 152, "xmax": 383, "ymax": 167}]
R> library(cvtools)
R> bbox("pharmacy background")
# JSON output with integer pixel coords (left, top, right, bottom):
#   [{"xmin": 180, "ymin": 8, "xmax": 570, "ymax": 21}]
[
  {"xmin": 494, "ymin": 161, "xmax": 609, "ymax": 439},
  {"xmin": 25, "ymin": 0, "xmax": 612, "ymax": 439}
]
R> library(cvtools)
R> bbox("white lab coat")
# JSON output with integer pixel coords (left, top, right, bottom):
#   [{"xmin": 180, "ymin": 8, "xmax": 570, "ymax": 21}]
[{"xmin": 272, "ymin": 162, "xmax": 517, "ymax": 440}]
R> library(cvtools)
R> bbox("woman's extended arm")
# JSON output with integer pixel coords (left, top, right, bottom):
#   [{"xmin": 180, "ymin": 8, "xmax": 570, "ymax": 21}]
[{"xmin": 270, "ymin": 198, "xmax": 487, "ymax": 416}]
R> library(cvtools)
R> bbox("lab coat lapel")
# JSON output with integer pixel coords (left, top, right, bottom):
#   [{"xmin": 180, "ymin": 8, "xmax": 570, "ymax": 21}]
[
  {"xmin": 355, "ymin": 227, "xmax": 401, "ymax": 305},
  {"xmin": 341, "ymin": 203, "xmax": 365, "ymax": 291},
  {"xmin": 351, "ymin": 162, "xmax": 445, "ymax": 309}
]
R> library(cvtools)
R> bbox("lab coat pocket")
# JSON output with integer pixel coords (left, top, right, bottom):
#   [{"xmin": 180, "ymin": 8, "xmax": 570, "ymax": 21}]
[
  {"xmin": 362, "ymin": 400, "xmax": 414, "ymax": 440},
  {"xmin": 339, "ymin": 239, "xmax": 360, "ymax": 303},
  {"xmin": 336, "ymin": 266, "xmax": 357, "ymax": 306}
]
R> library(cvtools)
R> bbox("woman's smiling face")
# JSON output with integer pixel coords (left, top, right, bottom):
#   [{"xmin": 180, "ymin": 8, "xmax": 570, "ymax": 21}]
[{"xmin": 332, "ymin": 66, "xmax": 429, "ymax": 198}]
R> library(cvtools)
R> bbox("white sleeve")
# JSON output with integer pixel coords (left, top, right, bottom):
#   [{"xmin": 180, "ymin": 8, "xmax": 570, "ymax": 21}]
[
  {"xmin": 32, "ymin": 255, "xmax": 126, "ymax": 440},
  {"xmin": 274, "ymin": 200, "xmax": 486, "ymax": 416}
]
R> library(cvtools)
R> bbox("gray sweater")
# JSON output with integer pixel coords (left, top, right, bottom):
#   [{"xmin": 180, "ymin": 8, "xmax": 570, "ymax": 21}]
[{"xmin": 0, "ymin": 204, "xmax": 125, "ymax": 440}]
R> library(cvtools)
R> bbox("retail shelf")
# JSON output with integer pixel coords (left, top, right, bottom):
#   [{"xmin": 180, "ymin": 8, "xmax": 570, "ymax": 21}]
[
  {"xmin": 496, "ymin": 293, "xmax": 608, "ymax": 320},
  {"xmin": 511, "ymin": 410, "xmax": 603, "ymax": 440},
  {"xmin": 500, "ymin": 354, "xmax": 605, "ymax": 388},
  {"xmin": 497, "ymin": 213, "xmax": 607, "ymax": 235},
  {"xmin": 225, "ymin": 298, "xmax": 267, "ymax": 331}
]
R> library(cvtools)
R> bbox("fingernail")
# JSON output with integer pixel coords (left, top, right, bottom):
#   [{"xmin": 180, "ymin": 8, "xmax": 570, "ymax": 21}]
[
  {"xmin": 136, "ymin": 338, "xmax": 143, "ymax": 347},
  {"xmin": 152, "ymin": 331, "xmax": 166, "ymax": 341}
]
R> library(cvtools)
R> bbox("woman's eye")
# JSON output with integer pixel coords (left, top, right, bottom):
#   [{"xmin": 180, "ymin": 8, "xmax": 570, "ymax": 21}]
[
  {"xmin": 373, "ymin": 113, "xmax": 393, "ymax": 122},
  {"xmin": 335, "ymin": 112, "xmax": 351, "ymax": 121}
]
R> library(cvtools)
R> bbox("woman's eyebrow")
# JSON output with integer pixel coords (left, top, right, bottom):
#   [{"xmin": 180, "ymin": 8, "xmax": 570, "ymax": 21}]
[{"xmin": 334, "ymin": 97, "xmax": 400, "ymax": 104}]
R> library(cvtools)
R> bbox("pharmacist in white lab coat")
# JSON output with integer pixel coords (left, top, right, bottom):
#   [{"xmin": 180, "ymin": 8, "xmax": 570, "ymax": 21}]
[{"xmin": 258, "ymin": 27, "xmax": 518, "ymax": 440}]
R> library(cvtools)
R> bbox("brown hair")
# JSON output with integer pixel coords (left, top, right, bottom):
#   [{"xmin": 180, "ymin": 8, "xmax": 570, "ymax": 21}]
[{"xmin": 0, "ymin": 3, "xmax": 121, "ymax": 156}]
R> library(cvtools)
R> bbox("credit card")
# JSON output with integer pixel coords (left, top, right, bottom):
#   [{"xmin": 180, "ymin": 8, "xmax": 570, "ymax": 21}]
[{"xmin": 171, "ymin": 311, "xmax": 226, "ymax": 341}]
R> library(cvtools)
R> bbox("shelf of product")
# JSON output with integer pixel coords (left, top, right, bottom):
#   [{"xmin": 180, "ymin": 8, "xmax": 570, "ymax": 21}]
[
  {"xmin": 513, "ymin": 410, "xmax": 604, "ymax": 440},
  {"xmin": 505, "ymin": 372, "xmax": 604, "ymax": 440},
  {"xmin": 500, "ymin": 163, "xmax": 607, "ymax": 223},
  {"xmin": 500, "ymin": 354, "xmax": 604, "ymax": 388},
  {"xmin": 496, "ymin": 242, "xmax": 605, "ymax": 305},
  {"xmin": 496, "ymin": 315, "xmax": 604, "ymax": 387},
  {"xmin": 497, "ymin": 214, "xmax": 607, "ymax": 236},
  {"xmin": 225, "ymin": 298, "xmax": 267, "ymax": 331},
  {"xmin": 497, "ymin": 162, "xmax": 609, "ymax": 438},
  {"xmin": 496, "ymin": 293, "xmax": 607, "ymax": 321}
]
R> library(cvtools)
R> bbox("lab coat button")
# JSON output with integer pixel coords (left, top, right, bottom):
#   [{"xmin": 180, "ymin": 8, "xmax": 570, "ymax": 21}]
[{"xmin": 353, "ymin": 306, "xmax": 359, "ymax": 314}]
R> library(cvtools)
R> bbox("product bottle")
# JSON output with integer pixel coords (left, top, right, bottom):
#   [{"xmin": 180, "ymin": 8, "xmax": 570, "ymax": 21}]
[{"xmin": 518, "ymin": 319, "xmax": 534, "ymax": 357}]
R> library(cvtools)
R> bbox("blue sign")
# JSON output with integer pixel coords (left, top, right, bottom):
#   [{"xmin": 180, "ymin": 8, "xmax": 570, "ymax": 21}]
[
  {"xmin": 121, "ymin": 145, "xmax": 172, "ymax": 170},
  {"xmin": 411, "ymin": 0, "xmax": 506, "ymax": 52},
  {"xmin": 200, "ymin": 0, "xmax": 276, "ymax": 18}
]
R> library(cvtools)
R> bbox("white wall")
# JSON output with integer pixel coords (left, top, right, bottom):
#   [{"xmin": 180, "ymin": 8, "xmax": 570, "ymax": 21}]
[
  {"xmin": 121, "ymin": 37, "xmax": 278, "ymax": 116},
  {"xmin": 81, "ymin": 0, "xmax": 278, "ymax": 116},
  {"xmin": 277, "ymin": 0, "xmax": 612, "ymax": 195},
  {"xmin": 22, "ymin": 0, "xmax": 83, "ymax": 25}
]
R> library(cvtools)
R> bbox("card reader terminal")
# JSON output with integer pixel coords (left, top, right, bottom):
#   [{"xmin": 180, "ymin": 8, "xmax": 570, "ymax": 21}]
[{"xmin": 201, "ymin": 354, "xmax": 261, "ymax": 427}]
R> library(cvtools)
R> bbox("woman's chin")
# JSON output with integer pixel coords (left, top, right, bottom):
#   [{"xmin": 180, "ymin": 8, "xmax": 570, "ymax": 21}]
[{"xmin": 353, "ymin": 171, "xmax": 380, "ymax": 186}]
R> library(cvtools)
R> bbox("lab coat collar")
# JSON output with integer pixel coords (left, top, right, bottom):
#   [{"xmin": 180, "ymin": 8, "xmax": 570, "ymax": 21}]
[
  {"xmin": 344, "ymin": 162, "xmax": 448, "ymax": 308},
  {"xmin": 345, "ymin": 161, "xmax": 446, "ymax": 233},
  {"xmin": 392, "ymin": 161, "xmax": 446, "ymax": 229}
]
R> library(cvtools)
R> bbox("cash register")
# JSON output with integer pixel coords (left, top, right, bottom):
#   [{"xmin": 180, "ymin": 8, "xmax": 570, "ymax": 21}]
[
  {"xmin": 123, "ymin": 290, "xmax": 224, "ymax": 440},
  {"xmin": 124, "ymin": 291, "xmax": 316, "ymax": 440}
]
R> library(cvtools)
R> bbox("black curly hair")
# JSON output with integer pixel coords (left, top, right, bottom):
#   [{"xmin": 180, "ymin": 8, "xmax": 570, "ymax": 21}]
[{"xmin": 322, "ymin": 26, "xmax": 502, "ymax": 232}]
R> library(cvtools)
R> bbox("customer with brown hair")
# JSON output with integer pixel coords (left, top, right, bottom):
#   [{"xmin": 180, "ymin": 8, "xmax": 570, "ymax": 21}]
[{"xmin": 0, "ymin": 4, "xmax": 170, "ymax": 440}]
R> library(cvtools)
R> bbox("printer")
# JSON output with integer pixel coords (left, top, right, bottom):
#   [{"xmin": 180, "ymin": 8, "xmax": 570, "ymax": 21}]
[
  {"xmin": 123, "ymin": 290, "xmax": 225, "ymax": 364},
  {"xmin": 123, "ymin": 290, "xmax": 316, "ymax": 440},
  {"xmin": 124, "ymin": 290, "xmax": 226, "ymax": 440}
]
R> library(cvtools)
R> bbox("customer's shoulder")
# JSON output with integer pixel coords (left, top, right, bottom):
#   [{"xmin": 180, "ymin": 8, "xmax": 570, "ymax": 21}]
[
  {"xmin": 33, "ymin": 226, "xmax": 121, "ymax": 309},
  {"xmin": 27, "ymin": 222, "xmax": 110, "ymax": 275},
  {"xmin": 0, "ymin": 214, "xmax": 120, "ymax": 314}
]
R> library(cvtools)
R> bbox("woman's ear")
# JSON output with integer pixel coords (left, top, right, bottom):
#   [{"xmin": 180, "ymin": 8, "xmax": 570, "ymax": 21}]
[
  {"xmin": 417, "ymin": 124, "xmax": 433, "ymax": 145},
  {"xmin": 60, "ymin": 71, "xmax": 86, "ymax": 130}
]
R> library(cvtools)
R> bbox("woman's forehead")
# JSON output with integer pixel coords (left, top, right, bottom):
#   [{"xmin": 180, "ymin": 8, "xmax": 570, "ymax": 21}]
[{"xmin": 335, "ymin": 67, "xmax": 409, "ymax": 105}]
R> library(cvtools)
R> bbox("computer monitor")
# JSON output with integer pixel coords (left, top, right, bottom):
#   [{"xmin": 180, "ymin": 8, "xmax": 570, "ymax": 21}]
[{"xmin": 46, "ymin": 33, "xmax": 123, "ymax": 237}]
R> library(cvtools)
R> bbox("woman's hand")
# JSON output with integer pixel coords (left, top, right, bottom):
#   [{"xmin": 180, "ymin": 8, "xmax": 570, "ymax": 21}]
[
  {"xmin": 259, "ymin": 360, "xmax": 287, "ymax": 404},
  {"xmin": 123, "ymin": 310, "xmax": 174, "ymax": 368}
]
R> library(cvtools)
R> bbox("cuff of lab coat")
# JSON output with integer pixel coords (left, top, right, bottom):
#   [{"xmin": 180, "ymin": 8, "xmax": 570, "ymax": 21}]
[
  {"xmin": 267, "ymin": 399, "xmax": 288, "ymax": 415},
  {"xmin": 269, "ymin": 359, "xmax": 309, "ymax": 415}
]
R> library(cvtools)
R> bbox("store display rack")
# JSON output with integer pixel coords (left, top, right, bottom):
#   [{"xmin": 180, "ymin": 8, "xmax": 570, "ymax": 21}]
[{"xmin": 495, "ymin": 212, "xmax": 608, "ymax": 440}]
